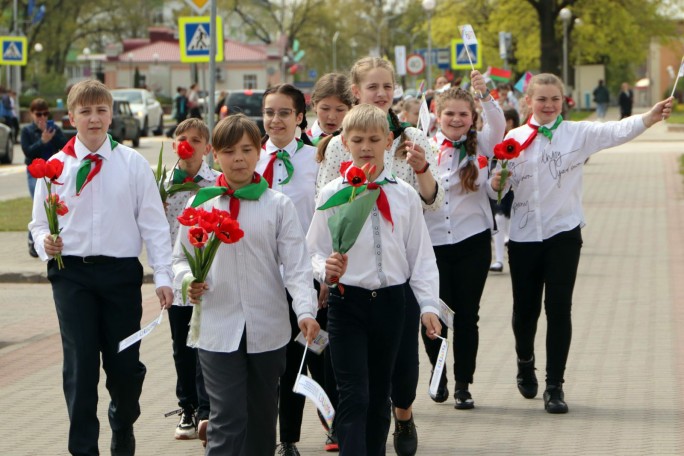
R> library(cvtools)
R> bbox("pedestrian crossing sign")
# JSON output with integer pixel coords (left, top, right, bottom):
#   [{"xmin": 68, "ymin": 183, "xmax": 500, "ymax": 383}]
[
  {"xmin": 0, "ymin": 36, "xmax": 27, "ymax": 65},
  {"xmin": 451, "ymin": 39, "xmax": 481, "ymax": 70},
  {"xmin": 178, "ymin": 16, "xmax": 223, "ymax": 63}
]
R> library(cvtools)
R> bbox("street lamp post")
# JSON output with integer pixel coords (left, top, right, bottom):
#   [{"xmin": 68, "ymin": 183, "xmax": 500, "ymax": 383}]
[
  {"xmin": 83, "ymin": 47, "xmax": 91, "ymax": 78},
  {"xmin": 559, "ymin": 8, "xmax": 572, "ymax": 90},
  {"xmin": 33, "ymin": 43, "xmax": 43, "ymax": 88},
  {"xmin": 422, "ymin": 0, "xmax": 436, "ymax": 90},
  {"xmin": 332, "ymin": 31, "xmax": 340, "ymax": 72}
]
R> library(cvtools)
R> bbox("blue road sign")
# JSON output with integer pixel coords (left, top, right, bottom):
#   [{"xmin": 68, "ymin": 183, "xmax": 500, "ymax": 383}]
[
  {"xmin": 0, "ymin": 36, "xmax": 27, "ymax": 65},
  {"xmin": 415, "ymin": 47, "xmax": 450, "ymax": 70},
  {"xmin": 178, "ymin": 16, "xmax": 223, "ymax": 63},
  {"xmin": 308, "ymin": 69, "xmax": 318, "ymax": 80},
  {"xmin": 452, "ymin": 41, "xmax": 481, "ymax": 69}
]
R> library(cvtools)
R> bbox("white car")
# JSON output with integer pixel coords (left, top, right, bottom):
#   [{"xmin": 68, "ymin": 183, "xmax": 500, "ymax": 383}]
[{"xmin": 110, "ymin": 89, "xmax": 164, "ymax": 136}]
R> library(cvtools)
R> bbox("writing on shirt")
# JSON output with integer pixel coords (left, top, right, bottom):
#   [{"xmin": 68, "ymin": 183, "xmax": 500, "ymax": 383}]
[
  {"xmin": 512, "ymin": 199, "xmax": 533, "ymax": 230},
  {"xmin": 541, "ymin": 147, "xmax": 582, "ymax": 188}
]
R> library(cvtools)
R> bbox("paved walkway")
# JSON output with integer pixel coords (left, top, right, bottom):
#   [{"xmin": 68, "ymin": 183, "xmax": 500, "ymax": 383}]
[{"xmin": 1, "ymin": 107, "xmax": 684, "ymax": 455}]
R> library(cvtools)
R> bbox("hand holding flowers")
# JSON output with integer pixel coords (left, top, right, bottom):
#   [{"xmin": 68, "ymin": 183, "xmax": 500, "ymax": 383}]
[
  {"xmin": 28, "ymin": 158, "xmax": 67, "ymax": 269},
  {"xmin": 492, "ymin": 138, "xmax": 522, "ymax": 204}
]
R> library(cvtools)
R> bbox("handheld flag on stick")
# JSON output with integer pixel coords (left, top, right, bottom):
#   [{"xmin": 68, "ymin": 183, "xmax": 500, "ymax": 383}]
[
  {"xmin": 670, "ymin": 56, "xmax": 684, "ymax": 98},
  {"xmin": 458, "ymin": 24, "xmax": 478, "ymax": 71}
]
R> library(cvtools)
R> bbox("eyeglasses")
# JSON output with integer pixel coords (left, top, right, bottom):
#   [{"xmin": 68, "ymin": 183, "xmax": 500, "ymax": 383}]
[
  {"xmin": 34, "ymin": 111, "xmax": 50, "ymax": 118},
  {"xmin": 263, "ymin": 108, "xmax": 294, "ymax": 119}
]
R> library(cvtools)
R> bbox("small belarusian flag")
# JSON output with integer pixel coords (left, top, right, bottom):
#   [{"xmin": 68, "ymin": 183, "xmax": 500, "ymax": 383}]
[{"xmin": 489, "ymin": 67, "xmax": 512, "ymax": 83}]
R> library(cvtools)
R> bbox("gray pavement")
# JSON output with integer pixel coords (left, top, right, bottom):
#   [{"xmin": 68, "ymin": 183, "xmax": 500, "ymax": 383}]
[{"xmin": 1, "ymin": 106, "xmax": 684, "ymax": 454}]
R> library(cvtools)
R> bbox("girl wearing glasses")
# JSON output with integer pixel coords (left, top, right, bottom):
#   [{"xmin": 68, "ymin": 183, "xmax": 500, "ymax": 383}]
[
  {"xmin": 20, "ymin": 97, "xmax": 67, "ymax": 258},
  {"xmin": 255, "ymin": 84, "xmax": 331, "ymax": 455}
]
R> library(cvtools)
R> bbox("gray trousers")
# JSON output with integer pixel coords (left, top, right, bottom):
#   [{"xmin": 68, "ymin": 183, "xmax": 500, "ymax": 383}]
[{"xmin": 198, "ymin": 335, "xmax": 286, "ymax": 456}]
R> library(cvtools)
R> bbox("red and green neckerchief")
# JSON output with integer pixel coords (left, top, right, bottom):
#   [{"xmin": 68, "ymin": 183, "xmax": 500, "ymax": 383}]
[
  {"xmin": 262, "ymin": 138, "xmax": 304, "ymax": 187},
  {"xmin": 438, "ymin": 137, "xmax": 466, "ymax": 165},
  {"xmin": 172, "ymin": 167, "xmax": 204, "ymax": 185},
  {"xmin": 317, "ymin": 161, "xmax": 395, "ymax": 229},
  {"xmin": 192, "ymin": 173, "xmax": 268, "ymax": 220},
  {"xmin": 519, "ymin": 115, "xmax": 563, "ymax": 152},
  {"xmin": 61, "ymin": 135, "xmax": 118, "ymax": 195}
]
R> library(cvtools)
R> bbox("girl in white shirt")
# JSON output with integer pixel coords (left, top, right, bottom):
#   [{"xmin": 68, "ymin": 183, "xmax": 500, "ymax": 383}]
[
  {"xmin": 491, "ymin": 73, "xmax": 673, "ymax": 414},
  {"xmin": 422, "ymin": 75, "xmax": 506, "ymax": 410},
  {"xmin": 307, "ymin": 73, "xmax": 354, "ymax": 148}
]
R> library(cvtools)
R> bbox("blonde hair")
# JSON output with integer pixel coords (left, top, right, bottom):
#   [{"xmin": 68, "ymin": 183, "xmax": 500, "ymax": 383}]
[
  {"xmin": 67, "ymin": 80, "xmax": 112, "ymax": 113},
  {"xmin": 174, "ymin": 118, "xmax": 210, "ymax": 142},
  {"xmin": 212, "ymin": 114, "xmax": 261, "ymax": 152},
  {"xmin": 349, "ymin": 57, "xmax": 396, "ymax": 92},
  {"xmin": 341, "ymin": 104, "xmax": 389, "ymax": 136},
  {"xmin": 526, "ymin": 73, "xmax": 565, "ymax": 98}
]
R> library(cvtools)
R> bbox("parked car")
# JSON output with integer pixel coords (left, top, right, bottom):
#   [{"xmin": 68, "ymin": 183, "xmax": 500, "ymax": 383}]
[
  {"xmin": 0, "ymin": 122, "xmax": 13, "ymax": 164},
  {"xmin": 221, "ymin": 90, "xmax": 265, "ymax": 134},
  {"xmin": 61, "ymin": 99, "xmax": 141, "ymax": 147},
  {"xmin": 110, "ymin": 89, "xmax": 164, "ymax": 137}
]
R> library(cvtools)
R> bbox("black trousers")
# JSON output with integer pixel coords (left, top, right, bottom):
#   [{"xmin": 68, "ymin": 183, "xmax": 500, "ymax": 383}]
[
  {"xmin": 199, "ymin": 335, "xmax": 286, "ymax": 456},
  {"xmin": 278, "ymin": 303, "xmax": 331, "ymax": 442},
  {"xmin": 422, "ymin": 230, "xmax": 491, "ymax": 385},
  {"xmin": 328, "ymin": 283, "xmax": 406, "ymax": 456},
  {"xmin": 390, "ymin": 285, "xmax": 420, "ymax": 409},
  {"xmin": 167, "ymin": 305, "xmax": 210, "ymax": 420},
  {"xmin": 508, "ymin": 226, "xmax": 583, "ymax": 385},
  {"xmin": 49, "ymin": 256, "xmax": 146, "ymax": 456}
]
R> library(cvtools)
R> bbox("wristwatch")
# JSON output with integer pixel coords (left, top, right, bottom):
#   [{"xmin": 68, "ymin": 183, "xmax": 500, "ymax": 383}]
[{"xmin": 476, "ymin": 89, "xmax": 491, "ymax": 100}]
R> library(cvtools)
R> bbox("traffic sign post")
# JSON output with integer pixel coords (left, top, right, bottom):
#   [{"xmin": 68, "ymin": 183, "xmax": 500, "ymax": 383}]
[
  {"xmin": 186, "ymin": 0, "xmax": 209, "ymax": 14},
  {"xmin": 178, "ymin": 16, "xmax": 224, "ymax": 63},
  {"xmin": 451, "ymin": 39, "xmax": 481, "ymax": 70},
  {"xmin": 0, "ymin": 36, "xmax": 27, "ymax": 65}
]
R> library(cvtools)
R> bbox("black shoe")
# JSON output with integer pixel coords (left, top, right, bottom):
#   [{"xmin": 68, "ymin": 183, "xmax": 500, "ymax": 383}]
[
  {"xmin": 28, "ymin": 242, "xmax": 38, "ymax": 258},
  {"xmin": 393, "ymin": 410, "xmax": 418, "ymax": 456},
  {"xmin": 544, "ymin": 384, "xmax": 569, "ymax": 414},
  {"xmin": 278, "ymin": 442, "xmax": 301, "ymax": 456},
  {"xmin": 516, "ymin": 357, "xmax": 538, "ymax": 399},
  {"xmin": 454, "ymin": 389, "xmax": 475, "ymax": 410},
  {"xmin": 428, "ymin": 369, "xmax": 449, "ymax": 403},
  {"xmin": 324, "ymin": 427, "xmax": 339, "ymax": 452},
  {"xmin": 111, "ymin": 427, "xmax": 135, "ymax": 456}
]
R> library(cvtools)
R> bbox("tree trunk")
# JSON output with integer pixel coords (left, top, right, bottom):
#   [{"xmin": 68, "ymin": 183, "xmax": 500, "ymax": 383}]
[{"xmin": 538, "ymin": 0, "xmax": 561, "ymax": 75}]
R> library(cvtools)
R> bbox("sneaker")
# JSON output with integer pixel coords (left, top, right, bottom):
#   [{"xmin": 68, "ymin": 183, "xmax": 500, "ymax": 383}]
[
  {"xmin": 516, "ymin": 357, "xmax": 538, "ymax": 399},
  {"xmin": 277, "ymin": 442, "xmax": 301, "ymax": 456},
  {"xmin": 324, "ymin": 428, "xmax": 339, "ymax": 452},
  {"xmin": 174, "ymin": 409, "xmax": 197, "ymax": 440},
  {"xmin": 454, "ymin": 389, "xmax": 475, "ymax": 410},
  {"xmin": 544, "ymin": 384, "xmax": 569, "ymax": 414},
  {"xmin": 111, "ymin": 427, "xmax": 135, "ymax": 456},
  {"xmin": 489, "ymin": 261, "xmax": 503, "ymax": 272},
  {"xmin": 197, "ymin": 419, "xmax": 208, "ymax": 448},
  {"xmin": 428, "ymin": 369, "xmax": 449, "ymax": 403},
  {"xmin": 28, "ymin": 242, "xmax": 38, "ymax": 258},
  {"xmin": 393, "ymin": 408, "xmax": 418, "ymax": 456}
]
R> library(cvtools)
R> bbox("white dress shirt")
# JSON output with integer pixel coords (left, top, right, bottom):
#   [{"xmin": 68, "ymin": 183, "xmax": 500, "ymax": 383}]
[
  {"xmin": 173, "ymin": 189, "xmax": 318, "ymax": 354},
  {"xmin": 256, "ymin": 138, "xmax": 318, "ymax": 232},
  {"xmin": 425, "ymin": 99, "xmax": 505, "ymax": 246},
  {"xmin": 315, "ymin": 126, "xmax": 445, "ymax": 211},
  {"xmin": 165, "ymin": 161, "xmax": 220, "ymax": 306},
  {"xmin": 307, "ymin": 120, "xmax": 325, "ymax": 140},
  {"xmin": 307, "ymin": 168, "xmax": 440, "ymax": 316},
  {"xmin": 494, "ymin": 116, "xmax": 647, "ymax": 242},
  {"xmin": 29, "ymin": 136, "xmax": 173, "ymax": 288}
]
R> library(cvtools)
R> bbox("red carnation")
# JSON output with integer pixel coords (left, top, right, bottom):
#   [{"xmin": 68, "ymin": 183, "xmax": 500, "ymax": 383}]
[
  {"xmin": 493, "ymin": 138, "xmax": 522, "ymax": 161},
  {"xmin": 188, "ymin": 226, "xmax": 209, "ymax": 248},
  {"xmin": 177, "ymin": 140, "xmax": 194, "ymax": 160}
]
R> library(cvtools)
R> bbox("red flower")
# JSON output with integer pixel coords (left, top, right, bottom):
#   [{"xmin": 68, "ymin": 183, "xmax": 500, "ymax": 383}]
[
  {"xmin": 198, "ymin": 208, "xmax": 221, "ymax": 232},
  {"xmin": 188, "ymin": 226, "xmax": 209, "ymax": 248},
  {"xmin": 493, "ymin": 138, "xmax": 522, "ymax": 161},
  {"xmin": 339, "ymin": 161, "xmax": 353, "ymax": 176},
  {"xmin": 215, "ymin": 217, "xmax": 244, "ymax": 244},
  {"xmin": 27, "ymin": 159, "xmax": 47, "ymax": 178},
  {"xmin": 46, "ymin": 193, "xmax": 69, "ymax": 216},
  {"xmin": 346, "ymin": 166, "xmax": 367, "ymax": 187},
  {"xmin": 44, "ymin": 159, "xmax": 64, "ymax": 180},
  {"xmin": 56, "ymin": 202, "xmax": 69, "ymax": 216},
  {"xmin": 178, "ymin": 207, "xmax": 203, "ymax": 226},
  {"xmin": 477, "ymin": 155, "xmax": 488, "ymax": 169},
  {"xmin": 177, "ymin": 140, "xmax": 194, "ymax": 160}
]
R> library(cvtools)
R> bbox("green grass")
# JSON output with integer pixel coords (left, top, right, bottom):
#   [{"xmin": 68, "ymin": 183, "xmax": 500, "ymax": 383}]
[
  {"xmin": 667, "ymin": 111, "xmax": 684, "ymax": 124},
  {"xmin": 567, "ymin": 110, "xmax": 593, "ymax": 121},
  {"xmin": 0, "ymin": 197, "xmax": 32, "ymax": 232}
]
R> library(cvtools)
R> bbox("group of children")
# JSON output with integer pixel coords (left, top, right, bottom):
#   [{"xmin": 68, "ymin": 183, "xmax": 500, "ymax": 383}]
[{"xmin": 29, "ymin": 57, "xmax": 673, "ymax": 456}]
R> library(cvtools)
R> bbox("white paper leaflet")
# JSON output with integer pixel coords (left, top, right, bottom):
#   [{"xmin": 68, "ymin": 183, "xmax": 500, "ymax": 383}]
[
  {"xmin": 428, "ymin": 337, "xmax": 449, "ymax": 399},
  {"xmin": 438, "ymin": 299, "xmax": 454, "ymax": 330},
  {"xmin": 118, "ymin": 309, "xmax": 164, "ymax": 353}
]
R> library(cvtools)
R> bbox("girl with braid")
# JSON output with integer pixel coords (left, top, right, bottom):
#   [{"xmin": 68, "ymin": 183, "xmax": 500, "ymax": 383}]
[
  {"xmin": 421, "ymin": 72, "xmax": 506, "ymax": 410},
  {"xmin": 315, "ymin": 56, "xmax": 443, "ymax": 456}
]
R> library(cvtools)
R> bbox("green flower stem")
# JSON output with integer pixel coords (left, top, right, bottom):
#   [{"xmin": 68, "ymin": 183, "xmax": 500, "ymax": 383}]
[{"xmin": 498, "ymin": 162, "xmax": 509, "ymax": 205}]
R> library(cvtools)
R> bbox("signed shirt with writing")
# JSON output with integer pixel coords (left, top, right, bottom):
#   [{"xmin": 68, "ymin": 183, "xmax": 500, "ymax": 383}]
[{"xmin": 497, "ymin": 115, "xmax": 647, "ymax": 242}]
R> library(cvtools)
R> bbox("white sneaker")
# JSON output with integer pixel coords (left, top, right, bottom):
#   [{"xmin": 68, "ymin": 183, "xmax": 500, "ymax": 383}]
[
  {"xmin": 174, "ymin": 409, "xmax": 198, "ymax": 440},
  {"xmin": 489, "ymin": 261, "xmax": 504, "ymax": 272}
]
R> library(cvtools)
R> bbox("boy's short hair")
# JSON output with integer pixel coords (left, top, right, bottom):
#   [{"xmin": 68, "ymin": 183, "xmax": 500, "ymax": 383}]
[
  {"xmin": 67, "ymin": 80, "xmax": 113, "ymax": 113},
  {"xmin": 212, "ymin": 113, "xmax": 261, "ymax": 152},
  {"xmin": 341, "ymin": 104, "xmax": 389, "ymax": 136},
  {"xmin": 29, "ymin": 98, "xmax": 49, "ymax": 112},
  {"xmin": 174, "ymin": 118, "xmax": 210, "ymax": 142}
]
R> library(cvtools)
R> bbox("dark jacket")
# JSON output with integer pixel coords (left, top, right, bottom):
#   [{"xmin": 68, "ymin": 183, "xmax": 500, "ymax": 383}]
[{"xmin": 20, "ymin": 123, "xmax": 68, "ymax": 165}]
